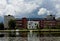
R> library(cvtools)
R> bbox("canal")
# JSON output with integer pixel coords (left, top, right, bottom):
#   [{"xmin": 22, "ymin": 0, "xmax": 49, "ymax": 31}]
[{"xmin": 0, "ymin": 30, "xmax": 60, "ymax": 41}]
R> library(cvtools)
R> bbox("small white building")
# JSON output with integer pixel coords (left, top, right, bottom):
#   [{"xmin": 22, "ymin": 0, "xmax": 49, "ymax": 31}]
[{"xmin": 27, "ymin": 21, "xmax": 39, "ymax": 29}]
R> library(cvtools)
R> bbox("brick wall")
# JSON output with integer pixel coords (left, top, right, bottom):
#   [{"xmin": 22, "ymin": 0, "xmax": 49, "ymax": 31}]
[{"xmin": 22, "ymin": 18, "xmax": 27, "ymax": 29}]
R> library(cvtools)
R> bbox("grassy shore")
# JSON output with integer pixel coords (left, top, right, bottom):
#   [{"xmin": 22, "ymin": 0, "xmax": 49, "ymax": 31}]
[{"xmin": 0, "ymin": 29, "xmax": 60, "ymax": 32}]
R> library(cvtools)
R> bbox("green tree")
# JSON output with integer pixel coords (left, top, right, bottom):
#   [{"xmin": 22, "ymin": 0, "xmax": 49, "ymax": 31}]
[
  {"xmin": 0, "ymin": 22, "xmax": 4, "ymax": 30},
  {"xmin": 8, "ymin": 19, "xmax": 16, "ymax": 29}
]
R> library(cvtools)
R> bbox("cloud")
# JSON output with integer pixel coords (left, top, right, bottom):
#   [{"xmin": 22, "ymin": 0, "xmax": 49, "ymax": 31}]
[
  {"xmin": 38, "ymin": 0, "xmax": 60, "ymax": 18},
  {"xmin": 0, "ymin": 0, "xmax": 43, "ymax": 17},
  {"xmin": 25, "ymin": 0, "xmax": 42, "ymax": 5},
  {"xmin": 38, "ymin": 8, "xmax": 51, "ymax": 15},
  {"xmin": 0, "ymin": 0, "xmax": 60, "ymax": 18},
  {"xmin": 55, "ymin": 4, "xmax": 60, "ymax": 18},
  {"xmin": 51, "ymin": 0, "xmax": 60, "ymax": 18},
  {"xmin": 49, "ymin": 0, "xmax": 60, "ymax": 18},
  {"xmin": 55, "ymin": 4, "xmax": 60, "ymax": 9}
]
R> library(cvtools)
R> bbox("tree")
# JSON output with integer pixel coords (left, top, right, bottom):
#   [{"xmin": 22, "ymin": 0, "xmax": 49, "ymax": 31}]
[
  {"xmin": 8, "ymin": 19, "xmax": 16, "ymax": 37},
  {"xmin": 0, "ymin": 22, "xmax": 4, "ymax": 37},
  {"xmin": 0, "ymin": 22, "xmax": 4, "ymax": 30},
  {"xmin": 8, "ymin": 19, "xmax": 16, "ymax": 29}
]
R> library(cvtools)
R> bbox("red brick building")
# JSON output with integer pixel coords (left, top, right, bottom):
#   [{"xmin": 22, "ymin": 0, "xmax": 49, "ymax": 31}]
[
  {"xmin": 22, "ymin": 18, "xmax": 27, "ymax": 29},
  {"xmin": 15, "ymin": 15, "xmax": 60, "ymax": 29},
  {"xmin": 16, "ymin": 19, "xmax": 22, "ymax": 29},
  {"xmin": 16, "ymin": 17, "xmax": 27, "ymax": 29},
  {"xmin": 40, "ymin": 20, "xmax": 57, "ymax": 29}
]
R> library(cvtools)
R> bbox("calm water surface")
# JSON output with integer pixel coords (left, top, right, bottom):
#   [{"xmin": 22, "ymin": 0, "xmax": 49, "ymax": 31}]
[{"xmin": 0, "ymin": 31, "xmax": 60, "ymax": 41}]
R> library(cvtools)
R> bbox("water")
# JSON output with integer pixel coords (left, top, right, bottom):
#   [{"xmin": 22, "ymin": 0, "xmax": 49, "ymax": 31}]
[{"xmin": 0, "ymin": 31, "xmax": 60, "ymax": 41}]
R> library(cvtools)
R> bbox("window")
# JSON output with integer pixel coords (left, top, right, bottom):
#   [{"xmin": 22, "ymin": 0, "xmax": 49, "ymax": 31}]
[
  {"xmin": 29, "ymin": 23, "xmax": 31, "ymax": 25},
  {"xmin": 35, "ymin": 23, "xmax": 36, "ymax": 25}
]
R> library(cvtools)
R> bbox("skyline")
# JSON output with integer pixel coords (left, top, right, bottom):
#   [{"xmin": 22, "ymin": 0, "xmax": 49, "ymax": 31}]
[{"xmin": 0, "ymin": 0, "xmax": 60, "ymax": 22}]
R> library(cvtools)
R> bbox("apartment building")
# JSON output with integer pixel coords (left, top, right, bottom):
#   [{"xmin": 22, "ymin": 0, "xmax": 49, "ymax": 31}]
[
  {"xmin": 4, "ymin": 15, "xmax": 15, "ymax": 29},
  {"xmin": 4, "ymin": 15, "xmax": 60, "ymax": 29}
]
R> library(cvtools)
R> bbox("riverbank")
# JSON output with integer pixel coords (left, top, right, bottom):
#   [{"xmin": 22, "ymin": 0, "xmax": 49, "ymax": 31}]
[{"xmin": 0, "ymin": 29, "xmax": 60, "ymax": 32}]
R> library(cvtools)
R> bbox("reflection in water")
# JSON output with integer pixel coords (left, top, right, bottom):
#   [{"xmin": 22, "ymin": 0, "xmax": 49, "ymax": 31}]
[
  {"xmin": 28, "ymin": 31, "xmax": 40, "ymax": 41},
  {"xmin": 16, "ymin": 29, "xmax": 19, "ymax": 36},
  {"xmin": 0, "ymin": 37, "xmax": 60, "ymax": 41},
  {"xmin": 0, "ymin": 31, "xmax": 60, "ymax": 41}
]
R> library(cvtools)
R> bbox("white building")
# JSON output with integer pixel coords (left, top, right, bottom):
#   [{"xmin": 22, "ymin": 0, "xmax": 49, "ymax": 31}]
[
  {"xmin": 4, "ymin": 15, "xmax": 15, "ymax": 29},
  {"xmin": 27, "ymin": 21, "xmax": 39, "ymax": 29}
]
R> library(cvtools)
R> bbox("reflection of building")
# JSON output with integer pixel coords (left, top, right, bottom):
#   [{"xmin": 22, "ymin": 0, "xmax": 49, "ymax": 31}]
[
  {"xmin": 4, "ymin": 15, "xmax": 60, "ymax": 29},
  {"xmin": 4, "ymin": 15, "xmax": 15, "ymax": 29}
]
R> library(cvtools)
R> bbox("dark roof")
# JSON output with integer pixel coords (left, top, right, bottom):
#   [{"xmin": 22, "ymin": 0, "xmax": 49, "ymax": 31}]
[
  {"xmin": 27, "ymin": 18, "xmax": 45, "ymax": 21},
  {"xmin": 15, "ymin": 18, "xmax": 56, "ymax": 21},
  {"xmin": 15, "ymin": 18, "xmax": 22, "ymax": 21}
]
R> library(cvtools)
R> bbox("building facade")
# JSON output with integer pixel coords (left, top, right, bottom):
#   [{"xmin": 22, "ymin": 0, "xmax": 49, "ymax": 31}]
[
  {"xmin": 4, "ymin": 15, "xmax": 15, "ymax": 29},
  {"xmin": 16, "ymin": 17, "xmax": 27, "ymax": 29},
  {"xmin": 27, "ymin": 21, "xmax": 39, "ymax": 29},
  {"xmin": 39, "ymin": 20, "xmax": 57, "ymax": 29},
  {"xmin": 4, "ymin": 15, "xmax": 60, "ymax": 29}
]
